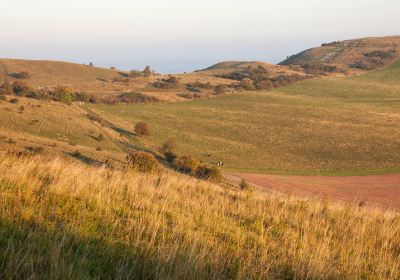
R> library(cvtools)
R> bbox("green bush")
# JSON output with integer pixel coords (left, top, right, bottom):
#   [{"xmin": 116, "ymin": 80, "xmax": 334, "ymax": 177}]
[{"xmin": 126, "ymin": 151, "xmax": 159, "ymax": 173}]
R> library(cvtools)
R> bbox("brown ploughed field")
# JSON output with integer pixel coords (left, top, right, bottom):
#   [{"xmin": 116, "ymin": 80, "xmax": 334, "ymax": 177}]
[{"xmin": 231, "ymin": 173, "xmax": 400, "ymax": 209}]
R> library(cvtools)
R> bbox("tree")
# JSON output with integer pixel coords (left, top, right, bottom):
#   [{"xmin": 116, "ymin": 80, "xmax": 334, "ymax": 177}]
[
  {"xmin": 143, "ymin": 66, "xmax": 152, "ymax": 78},
  {"xmin": 134, "ymin": 122, "xmax": 150, "ymax": 136}
]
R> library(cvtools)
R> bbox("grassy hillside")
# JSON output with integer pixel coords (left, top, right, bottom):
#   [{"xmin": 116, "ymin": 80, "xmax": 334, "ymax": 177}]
[
  {"xmin": 89, "ymin": 61, "xmax": 400, "ymax": 175},
  {"xmin": 280, "ymin": 36, "xmax": 400, "ymax": 70},
  {"xmin": 0, "ymin": 152, "xmax": 399, "ymax": 279}
]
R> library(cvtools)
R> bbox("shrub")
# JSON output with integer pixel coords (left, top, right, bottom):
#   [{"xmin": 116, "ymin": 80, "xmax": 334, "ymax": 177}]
[
  {"xmin": 0, "ymin": 95, "xmax": 6, "ymax": 101},
  {"xmin": 129, "ymin": 70, "xmax": 142, "ymax": 78},
  {"xmin": 134, "ymin": 122, "xmax": 150, "ymax": 136},
  {"xmin": 164, "ymin": 151, "xmax": 177, "ymax": 164},
  {"xmin": 126, "ymin": 151, "xmax": 159, "ymax": 173},
  {"xmin": 12, "ymin": 81, "xmax": 30, "ymax": 96},
  {"xmin": 53, "ymin": 86, "xmax": 75, "ymax": 104},
  {"xmin": 117, "ymin": 92, "xmax": 159, "ymax": 103},
  {"xmin": 152, "ymin": 76, "xmax": 180, "ymax": 90},
  {"xmin": 162, "ymin": 139, "xmax": 176, "ymax": 153},
  {"xmin": 0, "ymin": 82, "xmax": 13, "ymax": 95},
  {"xmin": 10, "ymin": 98, "xmax": 19, "ymax": 104},
  {"xmin": 75, "ymin": 92, "xmax": 91, "ymax": 102},
  {"xmin": 239, "ymin": 179, "xmax": 250, "ymax": 191},
  {"xmin": 173, "ymin": 155, "xmax": 199, "ymax": 174},
  {"xmin": 143, "ymin": 66, "xmax": 152, "ymax": 78},
  {"xmin": 11, "ymin": 71, "xmax": 30, "ymax": 79},
  {"xmin": 239, "ymin": 78, "xmax": 255, "ymax": 90},
  {"xmin": 195, "ymin": 165, "xmax": 222, "ymax": 182},
  {"xmin": 214, "ymin": 84, "xmax": 227, "ymax": 95}
]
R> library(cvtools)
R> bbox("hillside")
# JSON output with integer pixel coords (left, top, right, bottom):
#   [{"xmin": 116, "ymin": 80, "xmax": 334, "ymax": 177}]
[
  {"xmin": 88, "ymin": 60, "xmax": 400, "ymax": 175},
  {"xmin": 280, "ymin": 36, "xmax": 400, "ymax": 71},
  {"xmin": 0, "ymin": 58, "xmax": 236, "ymax": 101},
  {"xmin": 197, "ymin": 60, "xmax": 306, "ymax": 78},
  {"xmin": 0, "ymin": 151, "xmax": 399, "ymax": 279}
]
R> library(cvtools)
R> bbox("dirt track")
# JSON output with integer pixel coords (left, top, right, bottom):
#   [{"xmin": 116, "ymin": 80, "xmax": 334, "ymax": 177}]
[{"xmin": 231, "ymin": 173, "xmax": 400, "ymax": 210}]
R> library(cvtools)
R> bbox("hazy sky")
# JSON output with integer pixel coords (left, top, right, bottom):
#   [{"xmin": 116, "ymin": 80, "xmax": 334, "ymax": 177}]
[{"xmin": 1, "ymin": 0, "xmax": 400, "ymax": 73}]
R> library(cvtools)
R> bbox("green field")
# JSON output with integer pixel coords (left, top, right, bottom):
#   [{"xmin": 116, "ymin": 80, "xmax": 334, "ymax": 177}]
[{"xmin": 90, "ymin": 61, "xmax": 400, "ymax": 175}]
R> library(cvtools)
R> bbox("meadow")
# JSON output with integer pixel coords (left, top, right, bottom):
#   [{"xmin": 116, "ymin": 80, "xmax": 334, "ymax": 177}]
[
  {"xmin": 0, "ymin": 151, "xmax": 399, "ymax": 279},
  {"xmin": 89, "ymin": 62, "xmax": 400, "ymax": 175}
]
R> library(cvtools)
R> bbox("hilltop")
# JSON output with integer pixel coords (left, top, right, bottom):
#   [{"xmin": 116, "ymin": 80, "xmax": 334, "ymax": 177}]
[{"xmin": 280, "ymin": 36, "xmax": 400, "ymax": 71}]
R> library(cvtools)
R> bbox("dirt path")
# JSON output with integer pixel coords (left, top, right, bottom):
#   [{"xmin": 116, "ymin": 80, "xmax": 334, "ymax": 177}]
[{"xmin": 230, "ymin": 173, "xmax": 400, "ymax": 210}]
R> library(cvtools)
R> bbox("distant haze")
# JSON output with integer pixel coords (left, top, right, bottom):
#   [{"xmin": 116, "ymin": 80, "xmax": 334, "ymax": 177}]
[{"xmin": 1, "ymin": 0, "xmax": 400, "ymax": 73}]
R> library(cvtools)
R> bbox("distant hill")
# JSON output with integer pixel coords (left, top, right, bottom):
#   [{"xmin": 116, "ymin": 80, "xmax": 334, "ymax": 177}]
[
  {"xmin": 280, "ymin": 36, "xmax": 400, "ymax": 71},
  {"xmin": 197, "ymin": 61, "xmax": 304, "ymax": 76},
  {"xmin": 0, "ymin": 58, "xmax": 124, "ymax": 89}
]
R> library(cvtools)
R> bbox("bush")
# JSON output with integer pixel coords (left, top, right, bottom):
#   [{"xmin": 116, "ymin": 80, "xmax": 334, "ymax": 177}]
[
  {"xmin": 152, "ymin": 75, "xmax": 180, "ymax": 90},
  {"xmin": 10, "ymin": 98, "xmax": 19, "ymax": 104},
  {"xmin": 164, "ymin": 151, "xmax": 177, "ymax": 164},
  {"xmin": 134, "ymin": 122, "xmax": 150, "ymax": 136},
  {"xmin": 75, "ymin": 92, "xmax": 91, "ymax": 102},
  {"xmin": 173, "ymin": 155, "xmax": 199, "ymax": 174},
  {"xmin": 0, "ymin": 82, "xmax": 13, "ymax": 95},
  {"xmin": 162, "ymin": 139, "xmax": 176, "ymax": 153},
  {"xmin": 195, "ymin": 165, "xmax": 222, "ymax": 182},
  {"xmin": 214, "ymin": 84, "xmax": 227, "ymax": 95},
  {"xmin": 53, "ymin": 86, "xmax": 75, "ymax": 104},
  {"xmin": 12, "ymin": 81, "xmax": 31, "ymax": 96},
  {"xmin": 143, "ymin": 66, "xmax": 152, "ymax": 78},
  {"xmin": 11, "ymin": 72, "xmax": 30, "ymax": 79},
  {"xmin": 239, "ymin": 179, "xmax": 250, "ymax": 191},
  {"xmin": 129, "ymin": 70, "xmax": 142, "ymax": 78},
  {"xmin": 117, "ymin": 92, "xmax": 159, "ymax": 103},
  {"xmin": 126, "ymin": 151, "xmax": 159, "ymax": 173},
  {"xmin": 239, "ymin": 78, "xmax": 255, "ymax": 90}
]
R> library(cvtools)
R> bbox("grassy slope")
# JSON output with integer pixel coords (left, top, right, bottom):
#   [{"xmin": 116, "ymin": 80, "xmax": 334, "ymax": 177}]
[
  {"xmin": 0, "ymin": 58, "xmax": 123, "ymax": 88},
  {"xmin": 0, "ymin": 153, "xmax": 399, "ymax": 279},
  {"xmin": 280, "ymin": 36, "xmax": 400, "ymax": 67},
  {"xmin": 90, "ymin": 61, "xmax": 400, "ymax": 175}
]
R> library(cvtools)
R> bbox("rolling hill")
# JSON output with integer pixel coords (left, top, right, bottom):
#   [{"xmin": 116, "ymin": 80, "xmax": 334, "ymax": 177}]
[
  {"xmin": 89, "ymin": 59, "xmax": 400, "ymax": 175},
  {"xmin": 280, "ymin": 36, "xmax": 400, "ymax": 71}
]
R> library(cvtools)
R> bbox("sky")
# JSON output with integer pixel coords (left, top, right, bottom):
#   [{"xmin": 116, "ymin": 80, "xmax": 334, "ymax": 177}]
[{"xmin": 1, "ymin": 0, "xmax": 400, "ymax": 73}]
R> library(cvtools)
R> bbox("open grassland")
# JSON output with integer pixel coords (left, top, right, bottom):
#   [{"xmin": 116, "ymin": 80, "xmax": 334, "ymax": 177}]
[
  {"xmin": 90, "ymin": 62, "xmax": 400, "ymax": 175},
  {"xmin": 0, "ymin": 152, "xmax": 399, "ymax": 279}
]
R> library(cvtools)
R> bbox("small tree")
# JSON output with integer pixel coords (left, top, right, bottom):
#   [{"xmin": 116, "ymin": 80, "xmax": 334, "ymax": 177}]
[
  {"xmin": 126, "ymin": 151, "xmax": 159, "ymax": 173},
  {"xmin": 143, "ymin": 66, "xmax": 152, "ymax": 78},
  {"xmin": 134, "ymin": 122, "xmax": 150, "ymax": 136}
]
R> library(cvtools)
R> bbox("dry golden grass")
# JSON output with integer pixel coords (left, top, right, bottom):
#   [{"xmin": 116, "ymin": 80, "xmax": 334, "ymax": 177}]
[{"xmin": 0, "ymin": 152, "xmax": 399, "ymax": 279}]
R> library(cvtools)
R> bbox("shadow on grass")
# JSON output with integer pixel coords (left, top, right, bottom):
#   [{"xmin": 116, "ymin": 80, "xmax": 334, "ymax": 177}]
[
  {"xmin": 0, "ymin": 218, "xmax": 161, "ymax": 279},
  {"xmin": 64, "ymin": 151, "xmax": 102, "ymax": 166}
]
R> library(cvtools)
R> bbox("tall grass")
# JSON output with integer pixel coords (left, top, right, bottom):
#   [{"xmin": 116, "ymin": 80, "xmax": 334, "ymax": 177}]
[{"xmin": 0, "ymin": 152, "xmax": 399, "ymax": 279}]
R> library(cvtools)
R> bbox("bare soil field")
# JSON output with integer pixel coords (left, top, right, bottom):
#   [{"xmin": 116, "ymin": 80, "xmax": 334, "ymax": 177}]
[{"xmin": 231, "ymin": 173, "xmax": 400, "ymax": 209}]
